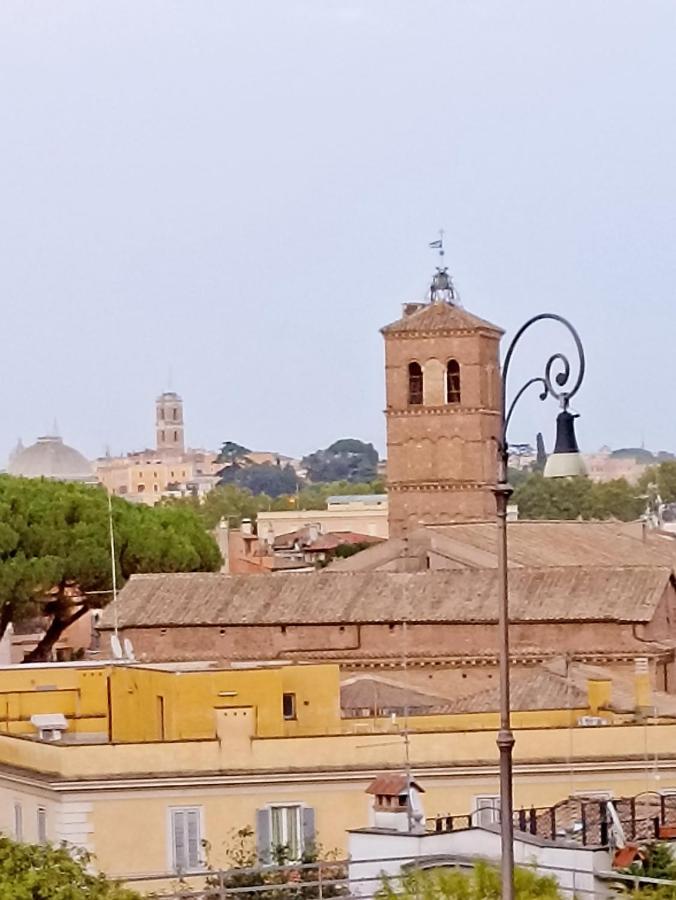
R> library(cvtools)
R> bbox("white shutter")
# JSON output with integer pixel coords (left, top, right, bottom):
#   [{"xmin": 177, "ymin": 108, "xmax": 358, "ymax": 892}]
[
  {"xmin": 172, "ymin": 809, "xmax": 187, "ymax": 872},
  {"xmin": 256, "ymin": 808, "xmax": 272, "ymax": 864},
  {"xmin": 186, "ymin": 809, "xmax": 201, "ymax": 869}
]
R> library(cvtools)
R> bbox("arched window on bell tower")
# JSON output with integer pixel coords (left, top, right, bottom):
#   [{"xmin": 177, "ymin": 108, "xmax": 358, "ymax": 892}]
[
  {"xmin": 446, "ymin": 359, "xmax": 461, "ymax": 404},
  {"xmin": 408, "ymin": 362, "xmax": 423, "ymax": 406}
]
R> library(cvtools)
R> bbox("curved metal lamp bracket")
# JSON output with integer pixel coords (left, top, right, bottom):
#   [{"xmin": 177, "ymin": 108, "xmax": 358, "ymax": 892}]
[{"xmin": 500, "ymin": 313, "xmax": 585, "ymax": 461}]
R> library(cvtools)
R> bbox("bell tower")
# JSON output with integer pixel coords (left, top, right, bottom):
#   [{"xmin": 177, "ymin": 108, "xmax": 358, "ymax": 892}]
[
  {"xmin": 382, "ymin": 265, "xmax": 503, "ymax": 537},
  {"xmin": 156, "ymin": 391, "xmax": 185, "ymax": 455}
]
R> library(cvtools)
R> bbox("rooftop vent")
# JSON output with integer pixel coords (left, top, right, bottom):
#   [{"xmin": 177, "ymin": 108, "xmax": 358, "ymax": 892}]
[{"xmin": 30, "ymin": 713, "xmax": 68, "ymax": 742}]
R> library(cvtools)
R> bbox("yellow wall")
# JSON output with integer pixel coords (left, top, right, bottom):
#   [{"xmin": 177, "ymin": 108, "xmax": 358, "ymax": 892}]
[
  {"xmin": 2, "ymin": 660, "xmax": 676, "ymax": 883},
  {"xmin": 107, "ymin": 664, "xmax": 342, "ymax": 742},
  {"xmin": 0, "ymin": 665, "xmax": 109, "ymax": 737},
  {"xmin": 0, "ymin": 662, "xmax": 343, "ymax": 744}
]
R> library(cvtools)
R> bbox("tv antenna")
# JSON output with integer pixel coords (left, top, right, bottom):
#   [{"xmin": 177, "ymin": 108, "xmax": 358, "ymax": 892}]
[{"xmin": 108, "ymin": 493, "xmax": 119, "ymax": 643}]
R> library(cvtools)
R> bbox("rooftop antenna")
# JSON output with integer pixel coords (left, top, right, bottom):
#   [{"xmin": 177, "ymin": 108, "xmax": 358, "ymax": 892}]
[
  {"xmin": 402, "ymin": 619, "xmax": 413, "ymax": 832},
  {"xmin": 107, "ymin": 493, "xmax": 119, "ymax": 643}
]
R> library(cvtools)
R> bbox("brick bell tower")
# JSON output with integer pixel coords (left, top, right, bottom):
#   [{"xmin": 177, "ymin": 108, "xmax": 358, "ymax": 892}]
[{"xmin": 382, "ymin": 263, "xmax": 503, "ymax": 537}]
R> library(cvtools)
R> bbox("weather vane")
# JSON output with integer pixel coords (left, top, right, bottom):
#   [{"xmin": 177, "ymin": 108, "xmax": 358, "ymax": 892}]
[{"xmin": 428, "ymin": 229, "xmax": 445, "ymax": 262}]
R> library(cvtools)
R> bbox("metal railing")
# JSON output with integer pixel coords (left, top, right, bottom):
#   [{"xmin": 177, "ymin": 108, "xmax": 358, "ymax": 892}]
[{"xmin": 116, "ymin": 852, "xmax": 676, "ymax": 899}]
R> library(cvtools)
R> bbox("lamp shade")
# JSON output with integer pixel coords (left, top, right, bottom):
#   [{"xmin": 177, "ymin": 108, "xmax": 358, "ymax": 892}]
[{"xmin": 543, "ymin": 409, "xmax": 586, "ymax": 478}]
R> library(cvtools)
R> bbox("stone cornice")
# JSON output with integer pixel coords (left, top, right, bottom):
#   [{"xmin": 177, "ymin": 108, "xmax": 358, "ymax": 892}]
[
  {"xmin": 385, "ymin": 406, "xmax": 500, "ymax": 418},
  {"xmin": 4, "ymin": 756, "xmax": 676, "ymax": 795},
  {"xmin": 384, "ymin": 328, "xmax": 500, "ymax": 340},
  {"xmin": 388, "ymin": 481, "xmax": 493, "ymax": 493}
]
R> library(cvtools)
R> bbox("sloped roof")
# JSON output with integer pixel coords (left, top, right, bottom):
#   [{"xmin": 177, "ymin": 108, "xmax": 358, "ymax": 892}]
[
  {"xmin": 366, "ymin": 773, "xmax": 425, "ymax": 795},
  {"xmin": 100, "ymin": 566, "xmax": 672, "ymax": 630},
  {"xmin": 381, "ymin": 301, "xmax": 502, "ymax": 336},
  {"xmin": 446, "ymin": 669, "xmax": 590, "ymax": 714},
  {"xmin": 341, "ymin": 675, "xmax": 453, "ymax": 715},
  {"xmin": 328, "ymin": 521, "xmax": 676, "ymax": 572}
]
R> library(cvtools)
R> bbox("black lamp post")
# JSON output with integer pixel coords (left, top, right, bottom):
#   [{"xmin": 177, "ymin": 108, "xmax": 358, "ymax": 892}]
[{"xmin": 495, "ymin": 313, "xmax": 586, "ymax": 900}]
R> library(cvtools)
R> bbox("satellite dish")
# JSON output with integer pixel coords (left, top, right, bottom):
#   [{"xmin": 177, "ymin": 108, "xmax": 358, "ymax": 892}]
[
  {"xmin": 110, "ymin": 635, "xmax": 123, "ymax": 659},
  {"xmin": 123, "ymin": 638, "xmax": 135, "ymax": 661}
]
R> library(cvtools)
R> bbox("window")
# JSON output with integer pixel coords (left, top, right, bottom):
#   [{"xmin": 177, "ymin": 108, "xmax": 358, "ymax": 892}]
[
  {"xmin": 161, "ymin": 430, "xmax": 165, "ymax": 442},
  {"xmin": 256, "ymin": 805, "xmax": 314, "ymax": 862},
  {"xmin": 137, "ymin": 484, "xmax": 145, "ymax": 493},
  {"xmin": 446, "ymin": 359, "xmax": 461, "ymax": 403},
  {"xmin": 170, "ymin": 807, "xmax": 202, "ymax": 873},
  {"xmin": 282, "ymin": 693, "xmax": 296, "ymax": 720},
  {"xmin": 14, "ymin": 802, "xmax": 22, "ymax": 841},
  {"xmin": 174, "ymin": 431, "xmax": 178, "ymax": 442},
  {"xmin": 159, "ymin": 409, "xmax": 164, "ymax": 421},
  {"xmin": 408, "ymin": 362, "xmax": 423, "ymax": 405},
  {"xmin": 473, "ymin": 795, "xmax": 500, "ymax": 827},
  {"xmin": 173, "ymin": 408, "xmax": 178, "ymax": 421},
  {"xmin": 37, "ymin": 807, "xmax": 47, "ymax": 843}
]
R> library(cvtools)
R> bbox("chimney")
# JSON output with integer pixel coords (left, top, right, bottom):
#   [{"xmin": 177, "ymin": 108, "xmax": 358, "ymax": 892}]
[
  {"xmin": 634, "ymin": 657, "xmax": 652, "ymax": 717},
  {"xmin": 240, "ymin": 518, "xmax": 253, "ymax": 537},
  {"xmin": 366, "ymin": 773, "xmax": 426, "ymax": 833}
]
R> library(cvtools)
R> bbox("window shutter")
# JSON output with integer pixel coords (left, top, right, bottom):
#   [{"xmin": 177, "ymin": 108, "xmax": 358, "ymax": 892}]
[
  {"xmin": 302, "ymin": 806, "xmax": 316, "ymax": 852},
  {"xmin": 256, "ymin": 808, "xmax": 271, "ymax": 864},
  {"xmin": 186, "ymin": 809, "xmax": 200, "ymax": 869},
  {"xmin": 172, "ymin": 809, "xmax": 187, "ymax": 871}
]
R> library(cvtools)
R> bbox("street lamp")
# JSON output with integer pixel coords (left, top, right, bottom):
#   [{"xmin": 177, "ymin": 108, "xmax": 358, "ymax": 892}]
[{"xmin": 495, "ymin": 313, "xmax": 586, "ymax": 900}]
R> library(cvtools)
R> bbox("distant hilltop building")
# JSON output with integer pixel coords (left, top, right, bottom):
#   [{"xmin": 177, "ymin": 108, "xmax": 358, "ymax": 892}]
[
  {"xmin": 7, "ymin": 434, "xmax": 95, "ymax": 483},
  {"xmin": 155, "ymin": 391, "xmax": 185, "ymax": 455},
  {"xmin": 96, "ymin": 390, "xmax": 220, "ymax": 505}
]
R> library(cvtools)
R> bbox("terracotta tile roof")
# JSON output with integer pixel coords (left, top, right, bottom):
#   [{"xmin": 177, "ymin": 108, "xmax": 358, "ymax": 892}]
[
  {"xmin": 341, "ymin": 675, "xmax": 454, "ymax": 715},
  {"xmin": 307, "ymin": 532, "xmax": 383, "ymax": 552},
  {"xmin": 381, "ymin": 301, "xmax": 502, "ymax": 336},
  {"xmin": 544, "ymin": 659, "xmax": 676, "ymax": 717},
  {"xmin": 100, "ymin": 565, "xmax": 672, "ymax": 630},
  {"xmin": 446, "ymin": 669, "xmax": 590, "ymax": 714},
  {"xmin": 366, "ymin": 773, "xmax": 425, "ymax": 795},
  {"xmin": 329, "ymin": 521, "xmax": 676, "ymax": 572},
  {"xmin": 429, "ymin": 521, "xmax": 676, "ymax": 568}
]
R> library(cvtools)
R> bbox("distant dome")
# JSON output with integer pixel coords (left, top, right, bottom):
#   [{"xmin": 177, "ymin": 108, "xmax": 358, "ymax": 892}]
[{"xmin": 7, "ymin": 435, "xmax": 94, "ymax": 482}]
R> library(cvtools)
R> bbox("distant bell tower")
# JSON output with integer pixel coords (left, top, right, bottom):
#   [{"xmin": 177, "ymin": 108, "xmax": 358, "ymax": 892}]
[
  {"xmin": 156, "ymin": 391, "xmax": 185, "ymax": 454},
  {"xmin": 381, "ymin": 258, "xmax": 503, "ymax": 537}
]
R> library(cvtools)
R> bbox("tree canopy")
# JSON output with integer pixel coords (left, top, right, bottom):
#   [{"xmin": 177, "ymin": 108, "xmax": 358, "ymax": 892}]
[
  {"xmin": 0, "ymin": 836, "xmax": 140, "ymax": 900},
  {"xmin": 512, "ymin": 472, "xmax": 645, "ymax": 521},
  {"xmin": 218, "ymin": 462, "xmax": 300, "ymax": 497},
  {"xmin": 377, "ymin": 861, "xmax": 562, "ymax": 900},
  {"xmin": 0, "ymin": 476, "xmax": 221, "ymax": 661},
  {"xmin": 302, "ymin": 439, "xmax": 379, "ymax": 484}
]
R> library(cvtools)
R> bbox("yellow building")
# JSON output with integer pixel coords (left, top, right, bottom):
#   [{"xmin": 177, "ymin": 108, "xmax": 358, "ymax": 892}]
[{"xmin": 1, "ymin": 659, "xmax": 676, "ymax": 892}]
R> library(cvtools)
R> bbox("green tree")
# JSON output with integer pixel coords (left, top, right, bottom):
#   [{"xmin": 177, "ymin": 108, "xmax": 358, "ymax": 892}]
[
  {"xmin": 217, "ymin": 441, "xmax": 251, "ymax": 464},
  {"xmin": 535, "ymin": 432, "xmax": 547, "ymax": 472},
  {"xmin": 377, "ymin": 860, "xmax": 562, "ymax": 900},
  {"xmin": 513, "ymin": 473, "xmax": 643, "ymax": 521},
  {"xmin": 219, "ymin": 463, "xmax": 300, "ymax": 497},
  {"xmin": 618, "ymin": 841, "xmax": 676, "ymax": 897},
  {"xmin": 0, "ymin": 835, "xmax": 141, "ymax": 899},
  {"xmin": 302, "ymin": 440, "xmax": 379, "ymax": 484},
  {"xmin": 0, "ymin": 476, "xmax": 221, "ymax": 662},
  {"xmin": 205, "ymin": 826, "xmax": 347, "ymax": 900},
  {"xmin": 640, "ymin": 462, "xmax": 676, "ymax": 504}
]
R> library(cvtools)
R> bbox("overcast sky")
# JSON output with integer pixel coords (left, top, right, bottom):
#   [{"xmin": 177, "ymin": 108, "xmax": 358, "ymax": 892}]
[{"xmin": 1, "ymin": 1, "xmax": 675, "ymax": 462}]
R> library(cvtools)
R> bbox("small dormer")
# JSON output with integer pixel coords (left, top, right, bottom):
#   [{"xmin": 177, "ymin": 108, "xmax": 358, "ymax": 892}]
[{"xmin": 366, "ymin": 773, "xmax": 425, "ymax": 833}]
